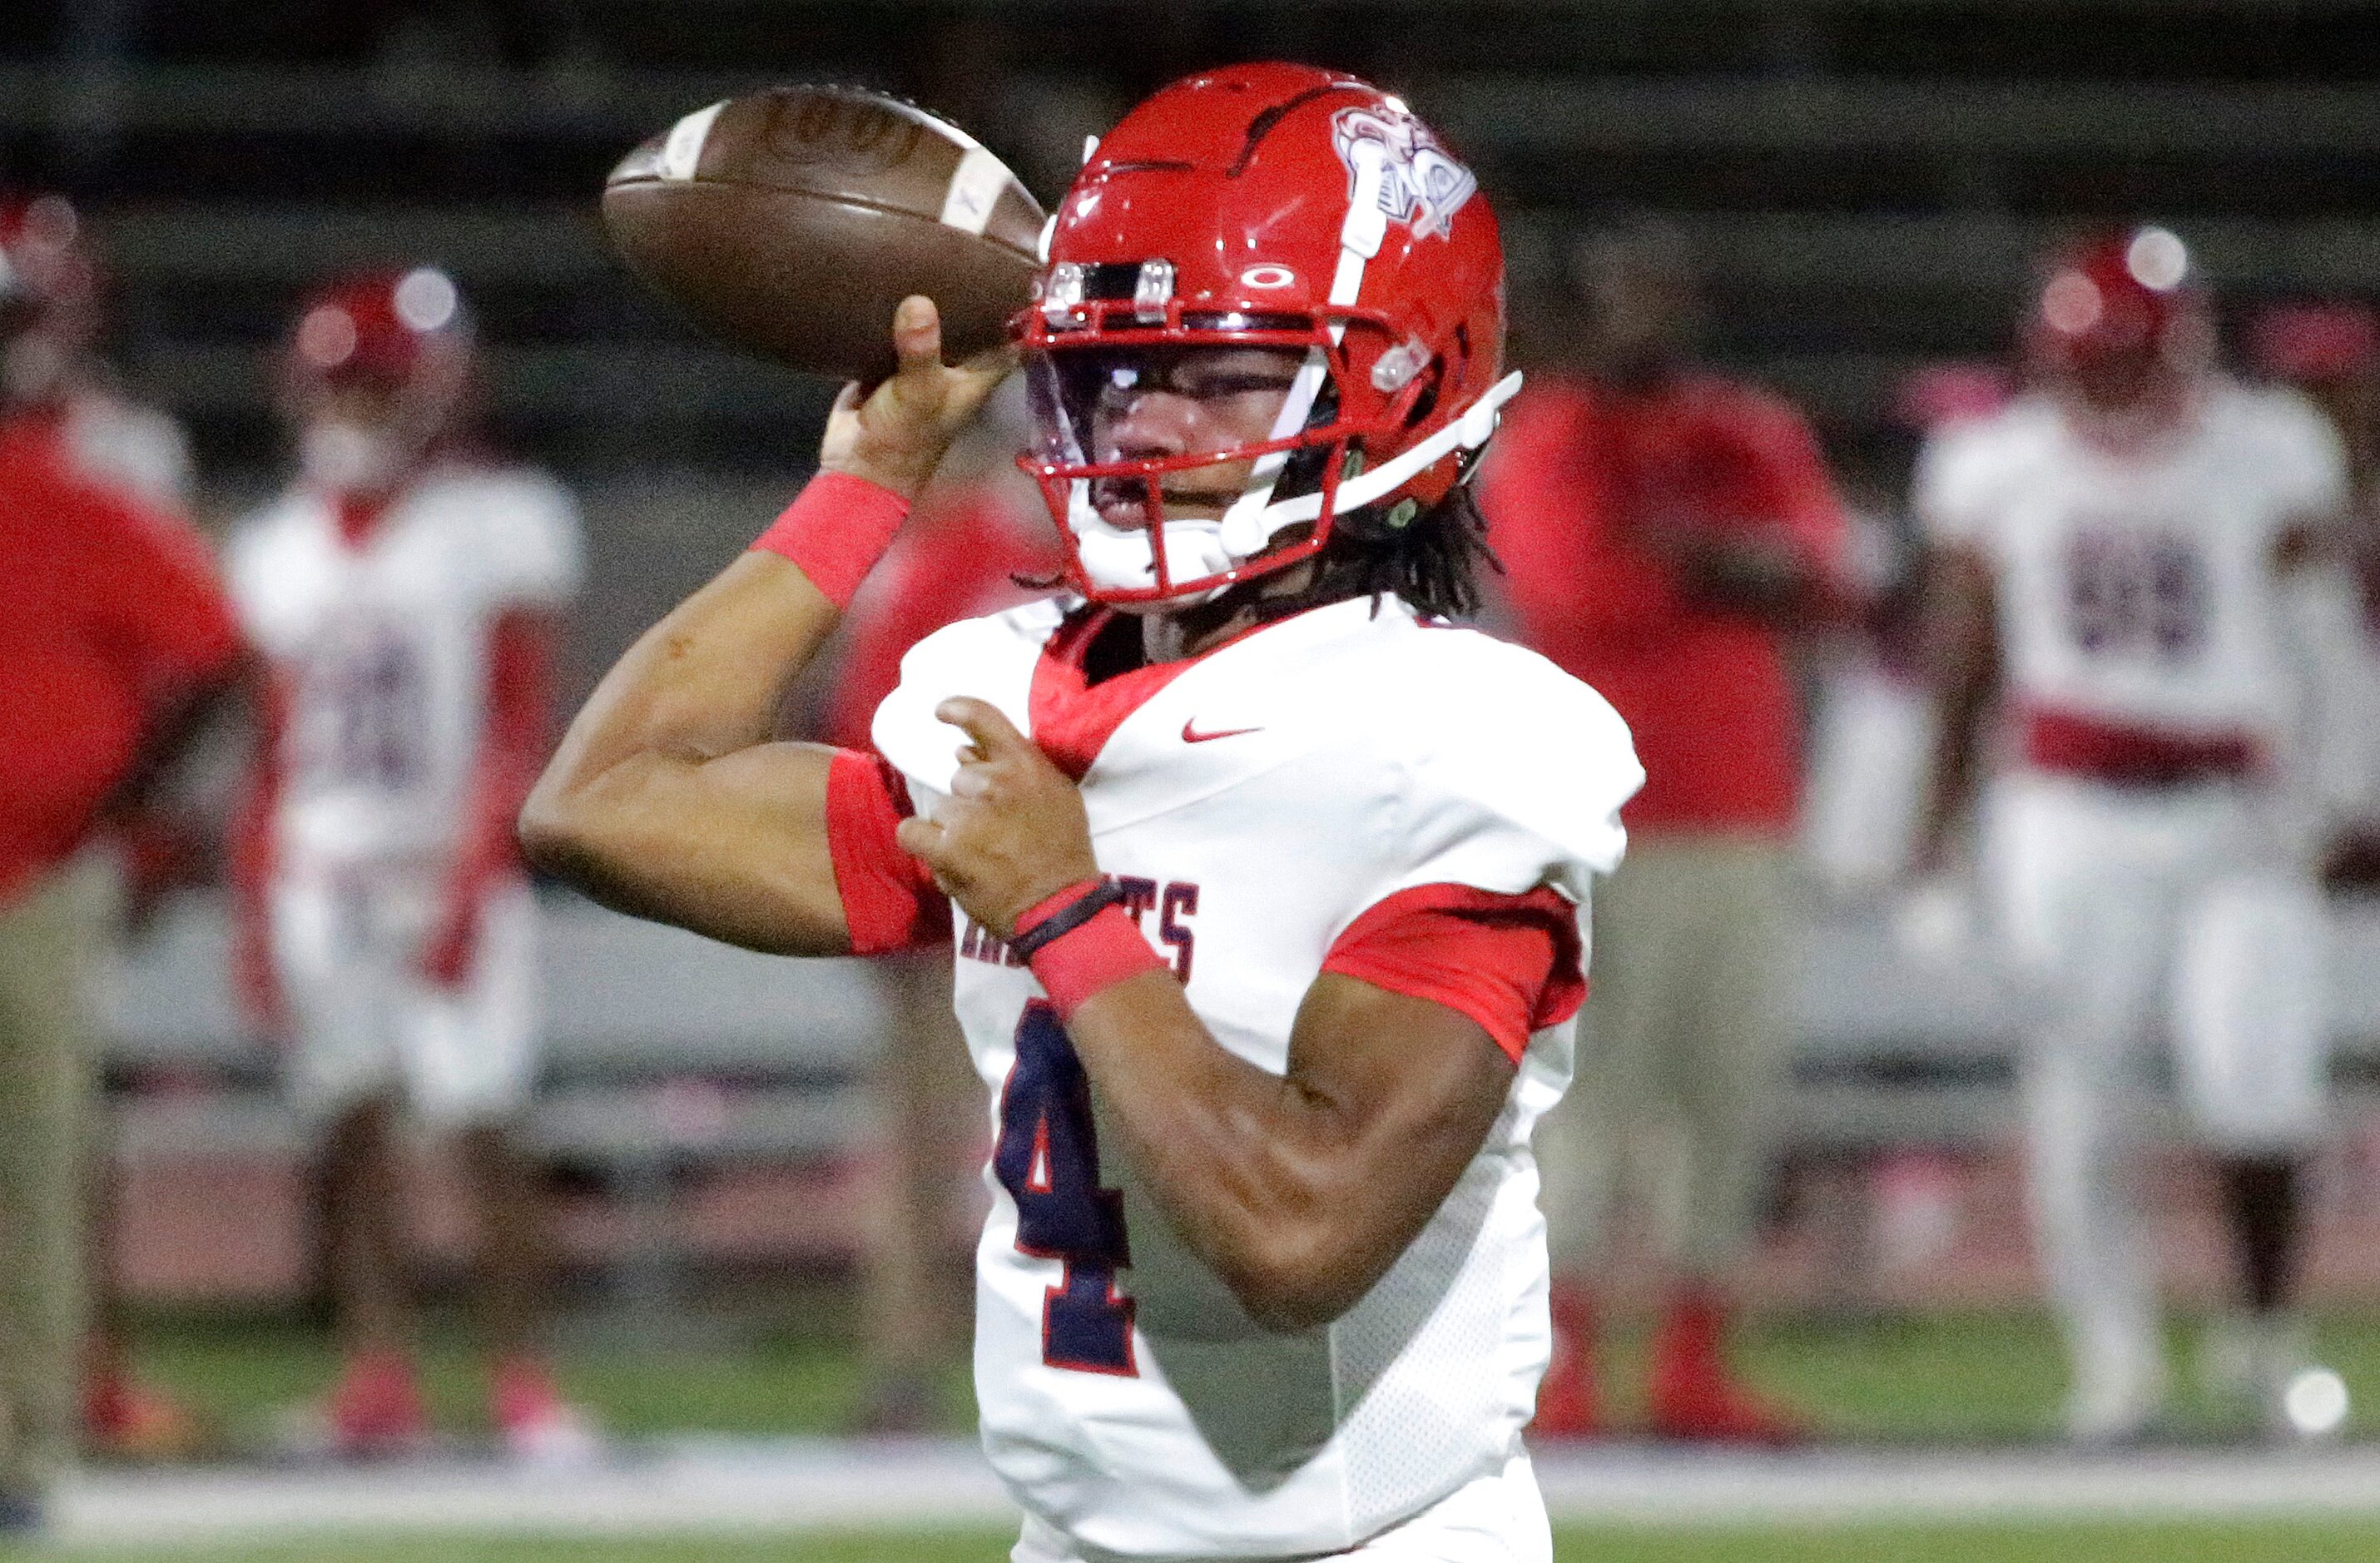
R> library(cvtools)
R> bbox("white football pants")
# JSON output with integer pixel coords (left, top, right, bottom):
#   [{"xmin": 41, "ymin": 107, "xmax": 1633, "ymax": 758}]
[
  {"xmin": 1012, "ymin": 1451, "xmax": 1549, "ymax": 1563},
  {"xmin": 1980, "ymin": 772, "xmax": 2328, "ymax": 1405},
  {"xmin": 272, "ymin": 867, "xmax": 541, "ymax": 1128}
]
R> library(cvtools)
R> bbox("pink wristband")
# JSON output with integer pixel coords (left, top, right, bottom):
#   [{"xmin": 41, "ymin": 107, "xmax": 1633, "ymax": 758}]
[
  {"xmin": 750, "ymin": 470, "xmax": 910, "ymax": 608},
  {"xmin": 1029, "ymin": 904, "xmax": 1169, "ymax": 1020}
]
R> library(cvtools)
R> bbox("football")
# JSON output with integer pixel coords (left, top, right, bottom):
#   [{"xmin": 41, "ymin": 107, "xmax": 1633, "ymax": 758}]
[{"xmin": 602, "ymin": 87, "xmax": 1046, "ymax": 382}]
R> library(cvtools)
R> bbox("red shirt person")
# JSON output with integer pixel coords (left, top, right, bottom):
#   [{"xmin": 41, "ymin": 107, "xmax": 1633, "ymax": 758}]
[
  {"xmin": 0, "ymin": 193, "xmax": 244, "ymax": 1523},
  {"xmin": 0, "ymin": 416, "xmax": 242, "ymax": 906},
  {"xmin": 1476, "ymin": 225, "xmax": 1848, "ymax": 1444},
  {"xmin": 1485, "ymin": 373, "xmax": 1844, "ymax": 836},
  {"xmin": 814, "ymin": 449, "xmax": 1057, "ymax": 1433},
  {"xmin": 821, "ymin": 464, "xmax": 1055, "ymax": 753}
]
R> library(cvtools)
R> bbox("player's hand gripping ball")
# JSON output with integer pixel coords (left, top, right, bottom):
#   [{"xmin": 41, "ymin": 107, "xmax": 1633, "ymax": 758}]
[
  {"xmin": 603, "ymin": 86, "xmax": 1045, "ymax": 382},
  {"xmin": 819, "ymin": 294, "xmax": 1013, "ymax": 499},
  {"xmin": 897, "ymin": 698, "xmax": 1101, "ymax": 940}
]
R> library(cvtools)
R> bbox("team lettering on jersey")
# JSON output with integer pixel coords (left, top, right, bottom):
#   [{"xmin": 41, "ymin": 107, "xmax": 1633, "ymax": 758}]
[{"xmin": 960, "ymin": 875, "xmax": 1200, "ymax": 979}]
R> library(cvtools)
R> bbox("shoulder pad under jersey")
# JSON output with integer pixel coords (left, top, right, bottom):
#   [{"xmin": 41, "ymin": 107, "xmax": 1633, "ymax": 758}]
[{"xmin": 871, "ymin": 598, "xmax": 1069, "ymax": 792}]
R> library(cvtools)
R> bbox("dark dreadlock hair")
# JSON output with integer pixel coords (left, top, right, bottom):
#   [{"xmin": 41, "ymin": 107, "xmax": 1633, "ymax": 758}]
[
  {"xmin": 1325, "ymin": 479, "xmax": 1501, "ymax": 621},
  {"xmin": 1232, "ymin": 459, "xmax": 1504, "ymax": 628}
]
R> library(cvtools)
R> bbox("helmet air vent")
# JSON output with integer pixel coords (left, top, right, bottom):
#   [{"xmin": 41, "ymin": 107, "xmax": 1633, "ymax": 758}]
[
  {"xmin": 1133, "ymin": 258, "xmax": 1175, "ymax": 324},
  {"xmin": 1043, "ymin": 261, "xmax": 1087, "ymax": 329}
]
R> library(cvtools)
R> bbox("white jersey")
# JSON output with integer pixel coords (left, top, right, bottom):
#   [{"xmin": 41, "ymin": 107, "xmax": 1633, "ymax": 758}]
[
  {"xmin": 872, "ymin": 594, "xmax": 1640, "ymax": 1558},
  {"xmin": 228, "ymin": 462, "xmax": 582, "ymax": 875},
  {"xmin": 1916, "ymin": 382, "xmax": 2347, "ymax": 743}
]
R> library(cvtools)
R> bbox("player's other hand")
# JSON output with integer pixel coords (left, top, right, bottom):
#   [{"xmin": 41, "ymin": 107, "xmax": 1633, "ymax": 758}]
[
  {"xmin": 819, "ymin": 295, "xmax": 1014, "ymax": 501},
  {"xmin": 896, "ymin": 697, "xmax": 1099, "ymax": 939}
]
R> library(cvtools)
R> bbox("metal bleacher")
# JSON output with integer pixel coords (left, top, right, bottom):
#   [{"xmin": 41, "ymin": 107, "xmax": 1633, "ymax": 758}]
[
  {"xmin": 97, "ymin": 891, "xmax": 2380, "ymax": 1173},
  {"xmin": 10, "ymin": 0, "xmax": 2380, "ymax": 489}
]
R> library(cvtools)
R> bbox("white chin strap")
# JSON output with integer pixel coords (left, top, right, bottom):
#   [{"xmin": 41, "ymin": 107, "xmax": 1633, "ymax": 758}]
[
  {"xmin": 1065, "ymin": 368, "xmax": 1525, "ymax": 598},
  {"xmin": 1069, "ymin": 483, "xmax": 1240, "ymax": 601}
]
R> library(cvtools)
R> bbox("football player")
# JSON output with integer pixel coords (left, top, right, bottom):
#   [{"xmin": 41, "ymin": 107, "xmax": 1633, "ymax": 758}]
[
  {"xmin": 526, "ymin": 65, "xmax": 1640, "ymax": 1561},
  {"xmin": 227, "ymin": 269, "xmax": 592, "ymax": 1459},
  {"xmin": 0, "ymin": 194, "xmax": 191, "ymax": 509},
  {"xmin": 1915, "ymin": 228, "xmax": 2354, "ymax": 1441}
]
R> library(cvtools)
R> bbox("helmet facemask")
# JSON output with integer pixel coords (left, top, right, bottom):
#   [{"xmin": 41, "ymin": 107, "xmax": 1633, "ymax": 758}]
[
  {"xmin": 1014, "ymin": 68, "xmax": 1521, "ymax": 606},
  {"xmin": 1020, "ymin": 292, "xmax": 1511, "ymax": 605}
]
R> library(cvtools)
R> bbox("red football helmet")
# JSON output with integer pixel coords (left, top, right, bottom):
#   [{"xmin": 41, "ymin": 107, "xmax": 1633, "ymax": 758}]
[
  {"xmin": 1013, "ymin": 63, "xmax": 1519, "ymax": 604},
  {"xmin": 2027, "ymin": 226, "xmax": 2209, "ymax": 387},
  {"xmin": 282, "ymin": 267, "xmax": 476, "ymax": 490},
  {"xmin": 285, "ymin": 266, "xmax": 475, "ymax": 399}
]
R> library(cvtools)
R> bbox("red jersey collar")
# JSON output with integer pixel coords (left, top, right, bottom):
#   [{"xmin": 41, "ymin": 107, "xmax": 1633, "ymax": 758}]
[{"xmin": 1026, "ymin": 602, "xmax": 1313, "ymax": 781}]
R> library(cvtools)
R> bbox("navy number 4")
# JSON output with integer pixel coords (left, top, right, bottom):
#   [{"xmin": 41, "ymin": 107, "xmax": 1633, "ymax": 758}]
[{"xmin": 991, "ymin": 1001, "xmax": 1137, "ymax": 1375}]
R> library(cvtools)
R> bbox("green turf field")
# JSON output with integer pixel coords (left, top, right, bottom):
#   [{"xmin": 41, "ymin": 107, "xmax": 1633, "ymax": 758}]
[
  {"xmin": 15, "ymin": 1522, "xmax": 2380, "ymax": 1563},
  {"xmin": 115, "ymin": 1304, "xmax": 2380, "ymax": 1447},
  {"xmin": 23, "ymin": 1307, "xmax": 2375, "ymax": 1563}
]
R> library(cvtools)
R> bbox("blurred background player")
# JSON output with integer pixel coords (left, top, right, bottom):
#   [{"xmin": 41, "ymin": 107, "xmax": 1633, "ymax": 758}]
[
  {"xmin": 1915, "ymin": 227, "xmax": 2355, "ymax": 1441},
  {"xmin": 811, "ymin": 395, "xmax": 1053, "ymax": 1432},
  {"xmin": 226, "ymin": 268, "xmax": 591, "ymax": 1460},
  {"xmin": 0, "ymin": 191, "xmax": 245, "ymax": 1526},
  {"xmin": 1478, "ymin": 221, "xmax": 1850, "ymax": 1441}
]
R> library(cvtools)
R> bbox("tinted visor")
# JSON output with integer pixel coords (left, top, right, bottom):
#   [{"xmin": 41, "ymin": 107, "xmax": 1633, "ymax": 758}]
[{"xmin": 1024, "ymin": 339, "xmax": 1341, "ymax": 504}]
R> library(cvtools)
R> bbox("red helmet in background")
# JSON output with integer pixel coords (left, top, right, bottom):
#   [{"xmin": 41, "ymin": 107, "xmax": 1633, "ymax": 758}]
[
  {"xmin": 2026, "ymin": 226, "xmax": 2211, "ymax": 389},
  {"xmin": 1014, "ymin": 62, "xmax": 1519, "ymax": 604},
  {"xmin": 285, "ymin": 265, "xmax": 475, "ymax": 402},
  {"xmin": 281, "ymin": 266, "xmax": 477, "ymax": 492}
]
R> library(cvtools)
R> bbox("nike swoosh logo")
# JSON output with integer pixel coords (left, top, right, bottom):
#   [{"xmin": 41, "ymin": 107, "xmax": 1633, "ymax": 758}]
[{"xmin": 1181, "ymin": 718, "xmax": 1263, "ymax": 744}]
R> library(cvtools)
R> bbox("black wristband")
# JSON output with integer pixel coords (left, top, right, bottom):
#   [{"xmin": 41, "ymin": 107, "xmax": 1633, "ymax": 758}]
[{"xmin": 1009, "ymin": 879, "xmax": 1124, "ymax": 961}]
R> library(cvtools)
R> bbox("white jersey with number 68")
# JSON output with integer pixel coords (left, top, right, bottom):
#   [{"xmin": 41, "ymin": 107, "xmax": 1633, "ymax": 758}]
[{"xmin": 1916, "ymin": 381, "xmax": 2348, "ymax": 743}]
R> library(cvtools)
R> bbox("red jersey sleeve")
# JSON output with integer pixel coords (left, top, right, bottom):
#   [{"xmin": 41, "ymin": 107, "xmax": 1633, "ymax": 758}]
[
  {"xmin": 824, "ymin": 748, "xmax": 951, "ymax": 955},
  {"xmin": 103, "ymin": 497, "xmax": 245, "ymax": 698},
  {"xmin": 1321, "ymin": 883, "xmax": 1585, "ymax": 1063}
]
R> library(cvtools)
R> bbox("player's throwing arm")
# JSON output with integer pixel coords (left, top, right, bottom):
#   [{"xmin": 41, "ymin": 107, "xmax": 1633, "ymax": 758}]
[
  {"xmin": 518, "ymin": 297, "xmax": 1002, "ymax": 956},
  {"xmin": 524, "ymin": 297, "xmax": 1518, "ymax": 1332}
]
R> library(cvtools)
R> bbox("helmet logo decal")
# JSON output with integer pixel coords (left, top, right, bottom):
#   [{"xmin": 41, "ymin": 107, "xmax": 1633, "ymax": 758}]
[
  {"xmin": 1239, "ymin": 264, "xmax": 1297, "ymax": 290},
  {"xmin": 1331, "ymin": 106, "xmax": 1476, "ymax": 241}
]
